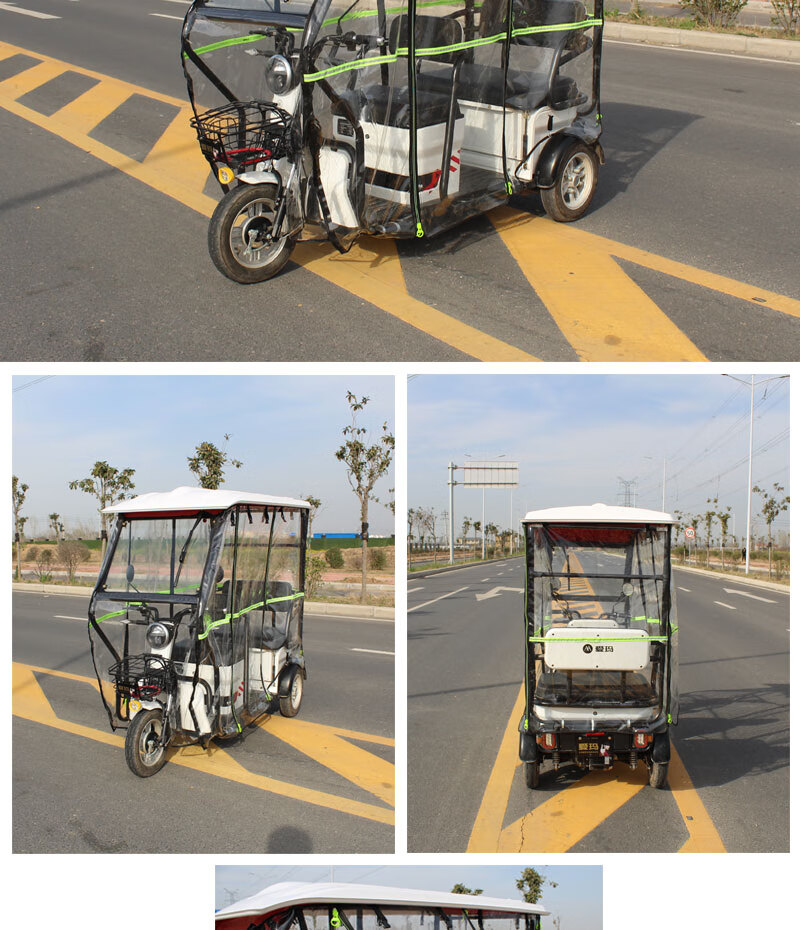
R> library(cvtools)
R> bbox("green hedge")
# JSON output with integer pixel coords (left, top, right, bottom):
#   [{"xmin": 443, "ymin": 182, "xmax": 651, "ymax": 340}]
[{"xmin": 309, "ymin": 537, "xmax": 393, "ymax": 550}]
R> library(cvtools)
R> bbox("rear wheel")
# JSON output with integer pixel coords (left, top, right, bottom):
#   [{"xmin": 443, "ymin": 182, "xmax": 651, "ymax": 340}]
[
  {"xmin": 279, "ymin": 667, "xmax": 303, "ymax": 718},
  {"xmin": 208, "ymin": 183, "xmax": 295, "ymax": 284},
  {"xmin": 524, "ymin": 760, "xmax": 540, "ymax": 789},
  {"xmin": 125, "ymin": 708, "xmax": 168, "ymax": 777},
  {"xmin": 541, "ymin": 141, "xmax": 598, "ymax": 223},
  {"xmin": 649, "ymin": 760, "xmax": 669, "ymax": 789}
]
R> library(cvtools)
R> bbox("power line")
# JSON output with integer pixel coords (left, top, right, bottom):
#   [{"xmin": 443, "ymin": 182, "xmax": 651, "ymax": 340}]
[{"xmin": 13, "ymin": 376, "xmax": 54, "ymax": 393}]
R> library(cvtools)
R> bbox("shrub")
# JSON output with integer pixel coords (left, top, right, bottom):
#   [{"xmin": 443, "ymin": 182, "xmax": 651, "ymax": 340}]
[
  {"xmin": 305, "ymin": 554, "xmax": 325, "ymax": 597},
  {"xmin": 35, "ymin": 548, "xmax": 54, "ymax": 582},
  {"xmin": 24, "ymin": 546, "xmax": 39, "ymax": 562},
  {"xmin": 58, "ymin": 540, "xmax": 90, "ymax": 582},
  {"xmin": 680, "ymin": 0, "xmax": 747, "ymax": 27},
  {"xmin": 325, "ymin": 547, "xmax": 344, "ymax": 569},
  {"xmin": 771, "ymin": 0, "xmax": 800, "ymax": 34},
  {"xmin": 368, "ymin": 547, "xmax": 386, "ymax": 570}
]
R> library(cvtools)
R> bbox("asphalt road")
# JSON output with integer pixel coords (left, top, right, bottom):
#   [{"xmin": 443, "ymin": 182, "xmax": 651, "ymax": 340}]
[
  {"xmin": 407, "ymin": 557, "xmax": 789, "ymax": 852},
  {"xmin": 1, "ymin": 3, "xmax": 798, "ymax": 359},
  {"xmin": 13, "ymin": 590, "xmax": 395, "ymax": 853}
]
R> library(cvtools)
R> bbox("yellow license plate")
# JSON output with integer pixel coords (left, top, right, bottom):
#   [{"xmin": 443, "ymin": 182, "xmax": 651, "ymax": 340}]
[{"xmin": 578, "ymin": 741, "xmax": 601, "ymax": 753}]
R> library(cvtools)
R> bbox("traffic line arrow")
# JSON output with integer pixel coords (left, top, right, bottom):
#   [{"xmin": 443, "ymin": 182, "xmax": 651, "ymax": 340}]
[
  {"xmin": 722, "ymin": 588, "xmax": 777, "ymax": 604},
  {"xmin": 476, "ymin": 586, "xmax": 524, "ymax": 601}
]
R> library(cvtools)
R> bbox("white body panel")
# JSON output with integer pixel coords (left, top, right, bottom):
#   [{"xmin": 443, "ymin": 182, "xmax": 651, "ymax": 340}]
[
  {"xmin": 363, "ymin": 117, "xmax": 464, "ymax": 205},
  {"xmin": 544, "ymin": 627, "xmax": 650, "ymax": 671},
  {"xmin": 104, "ymin": 486, "xmax": 309, "ymax": 515},
  {"xmin": 248, "ymin": 645, "xmax": 287, "ymax": 694},
  {"xmin": 523, "ymin": 502, "xmax": 677, "ymax": 524},
  {"xmin": 318, "ymin": 146, "xmax": 359, "ymax": 227},
  {"xmin": 534, "ymin": 704, "xmax": 659, "ymax": 723},
  {"xmin": 175, "ymin": 660, "xmax": 245, "ymax": 735}
]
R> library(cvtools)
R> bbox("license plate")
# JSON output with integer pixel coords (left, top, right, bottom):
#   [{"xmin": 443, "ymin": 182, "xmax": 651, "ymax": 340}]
[{"xmin": 578, "ymin": 740, "xmax": 602, "ymax": 753}]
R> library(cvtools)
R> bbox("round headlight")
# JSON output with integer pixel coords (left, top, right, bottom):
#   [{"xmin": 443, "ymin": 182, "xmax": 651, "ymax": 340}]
[
  {"xmin": 265, "ymin": 55, "xmax": 295, "ymax": 96},
  {"xmin": 146, "ymin": 622, "xmax": 171, "ymax": 649}
]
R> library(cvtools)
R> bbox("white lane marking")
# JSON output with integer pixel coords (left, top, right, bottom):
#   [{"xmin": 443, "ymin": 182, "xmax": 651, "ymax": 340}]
[
  {"xmin": 481, "ymin": 577, "xmax": 490, "ymax": 582},
  {"xmin": 722, "ymin": 587, "xmax": 777, "ymax": 604},
  {"xmin": 407, "ymin": 587, "xmax": 424, "ymax": 594},
  {"xmin": 150, "ymin": 13, "xmax": 183, "ymax": 20},
  {"xmin": 408, "ymin": 586, "xmax": 469, "ymax": 613},
  {"xmin": 713, "ymin": 601, "xmax": 737, "ymax": 610},
  {"xmin": 0, "ymin": 2, "xmax": 59, "ymax": 18},
  {"xmin": 678, "ymin": 586, "xmax": 692, "ymax": 592},
  {"xmin": 54, "ymin": 614, "xmax": 86, "ymax": 621},
  {"xmin": 351, "ymin": 648, "xmax": 394, "ymax": 656},
  {"xmin": 476, "ymin": 585, "xmax": 524, "ymax": 601}
]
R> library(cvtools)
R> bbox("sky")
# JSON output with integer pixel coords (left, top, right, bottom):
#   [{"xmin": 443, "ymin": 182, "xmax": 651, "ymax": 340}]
[
  {"xmin": 214, "ymin": 865, "xmax": 602, "ymax": 930},
  {"xmin": 12, "ymin": 375, "xmax": 395, "ymax": 538},
  {"xmin": 408, "ymin": 373, "xmax": 790, "ymax": 543}
]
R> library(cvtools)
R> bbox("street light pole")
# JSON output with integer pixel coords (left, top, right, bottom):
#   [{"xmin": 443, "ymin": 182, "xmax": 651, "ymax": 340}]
[{"xmin": 745, "ymin": 375, "xmax": 754, "ymax": 575}]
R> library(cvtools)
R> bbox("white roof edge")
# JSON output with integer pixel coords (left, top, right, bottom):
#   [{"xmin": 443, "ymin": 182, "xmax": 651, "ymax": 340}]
[
  {"xmin": 215, "ymin": 883, "xmax": 549, "ymax": 922},
  {"xmin": 102, "ymin": 486, "xmax": 310, "ymax": 514},
  {"xmin": 522, "ymin": 503, "xmax": 677, "ymax": 525}
]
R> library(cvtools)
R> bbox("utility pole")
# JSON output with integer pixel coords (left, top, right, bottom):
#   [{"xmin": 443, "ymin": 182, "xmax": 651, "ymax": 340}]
[{"xmin": 448, "ymin": 461, "xmax": 456, "ymax": 564}]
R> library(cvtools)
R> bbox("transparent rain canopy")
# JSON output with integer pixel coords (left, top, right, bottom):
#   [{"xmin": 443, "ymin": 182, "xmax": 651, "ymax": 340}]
[
  {"xmin": 89, "ymin": 505, "xmax": 307, "ymax": 738},
  {"xmin": 182, "ymin": 0, "xmax": 602, "ymax": 244},
  {"xmin": 524, "ymin": 523, "xmax": 679, "ymax": 724}
]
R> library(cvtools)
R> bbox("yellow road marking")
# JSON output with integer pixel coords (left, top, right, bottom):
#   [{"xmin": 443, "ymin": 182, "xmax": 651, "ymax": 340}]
[
  {"xmin": 13, "ymin": 662, "xmax": 393, "ymax": 825},
  {"xmin": 54, "ymin": 81, "xmax": 133, "ymax": 136},
  {"xmin": 670, "ymin": 743, "xmax": 726, "ymax": 852},
  {"xmin": 142, "ymin": 106, "xmax": 211, "ymax": 191},
  {"xmin": 263, "ymin": 716, "xmax": 394, "ymax": 805},
  {"xmin": 468, "ymin": 681, "xmax": 726, "ymax": 851},
  {"xmin": 0, "ymin": 59, "xmax": 65, "ymax": 97},
  {"xmin": 492, "ymin": 208, "xmax": 706, "ymax": 361}
]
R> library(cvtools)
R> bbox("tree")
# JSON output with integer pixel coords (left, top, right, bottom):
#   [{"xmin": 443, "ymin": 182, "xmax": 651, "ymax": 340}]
[
  {"xmin": 703, "ymin": 501, "xmax": 716, "ymax": 566},
  {"xmin": 472, "ymin": 519, "xmax": 482, "ymax": 557},
  {"xmin": 451, "ymin": 885, "xmax": 483, "ymax": 896},
  {"xmin": 69, "ymin": 461, "xmax": 136, "ymax": 560},
  {"xmin": 770, "ymin": 0, "xmax": 800, "ymax": 36},
  {"xmin": 188, "ymin": 434, "xmax": 242, "ymax": 489},
  {"xmin": 335, "ymin": 392, "xmax": 395, "ymax": 601},
  {"xmin": 48, "ymin": 512, "xmax": 64, "ymax": 542},
  {"xmin": 34, "ymin": 547, "xmax": 54, "ymax": 583},
  {"xmin": 752, "ymin": 482, "xmax": 790, "ymax": 579},
  {"xmin": 58, "ymin": 540, "xmax": 90, "ymax": 583},
  {"xmin": 516, "ymin": 868, "xmax": 557, "ymax": 905},
  {"xmin": 12, "ymin": 476, "xmax": 29, "ymax": 581},
  {"xmin": 710, "ymin": 499, "xmax": 732, "ymax": 570},
  {"xmin": 303, "ymin": 495, "xmax": 322, "ymax": 544},
  {"xmin": 680, "ymin": 0, "xmax": 747, "ymax": 28}
]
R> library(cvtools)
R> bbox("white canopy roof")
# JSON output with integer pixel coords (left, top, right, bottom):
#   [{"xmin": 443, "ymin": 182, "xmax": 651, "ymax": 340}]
[
  {"xmin": 216, "ymin": 882, "xmax": 549, "ymax": 922},
  {"xmin": 103, "ymin": 486, "xmax": 310, "ymax": 515},
  {"xmin": 522, "ymin": 503, "xmax": 677, "ymax": 525}
]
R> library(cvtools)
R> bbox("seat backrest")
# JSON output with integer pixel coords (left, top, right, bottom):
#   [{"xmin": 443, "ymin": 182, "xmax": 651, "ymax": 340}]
[{"xmin": 389, "ymin": 14, "xmax": 464, "ymax": 66}]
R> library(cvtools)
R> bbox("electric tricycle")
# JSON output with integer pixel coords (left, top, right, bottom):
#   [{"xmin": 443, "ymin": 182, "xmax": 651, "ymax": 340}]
[
  {"xmin": 87, "ymin": 487, "xmax": 309, "ymax": 777},
  {"xmin": 181, "ymin": 0, "xmax": 604, "ymax": 283},
  {"xmin": 518, "ymin": 504, "xmax": 679, "ymax": 789}
]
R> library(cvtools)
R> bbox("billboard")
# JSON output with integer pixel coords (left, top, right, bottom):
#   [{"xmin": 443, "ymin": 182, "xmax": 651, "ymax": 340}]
[{"xmin": 461, "ymin": 461, "xmax": 519, "ymax": 488}]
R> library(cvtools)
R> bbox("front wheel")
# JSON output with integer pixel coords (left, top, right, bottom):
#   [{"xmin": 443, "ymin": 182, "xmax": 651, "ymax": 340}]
[
  {"xmin": 279, "ymin": 667, "xmax": 303, "ymax": 718},
  {"xmin": 541, "ymin": 141, "xmax": 599, "ymax": 223},
  {"xmin": 208, "ymin": 183, "xmax": 295, "ymax": 284},
  {"xmin": 125, "ymin": 708, "xmax": 168, "ymax": 777}
]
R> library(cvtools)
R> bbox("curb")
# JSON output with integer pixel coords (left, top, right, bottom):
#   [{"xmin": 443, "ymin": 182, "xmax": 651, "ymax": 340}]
[
  {"xmin": 604, "ymin": 22, "xmax": 800, "ymax": 63},
  {"xmin": 672, "ymin": 563, "xmax": 789, "ymax": 592},
  {"xmin": 11, "ymin": 582, "xmax": 395, "ymax": 620},
  {"xmin": 409, "ymin": 554, "xmax": 522, "ymax": 579}
]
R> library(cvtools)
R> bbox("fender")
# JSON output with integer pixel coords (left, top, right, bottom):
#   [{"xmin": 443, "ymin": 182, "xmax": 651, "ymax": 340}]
[
  {"xmin": 278, "ymin": 663, "xmax": 299, "ymax": 698},
  {"xmin": 519, "ymin": 731, "xmax": 539, "ymax": 763},
  {"xmin": 534, "ymin": 133, "xmax": 604, "ymax": 190},
  {"xmin": 651, "ymin": 730, "xmax": 671, "ymax": 763},
  {"xmin": 236, "ymin": 169, "xmax": 283, "ymax": 187},
  {"xmin": 128, "ymin": 699, "xmax": 162, "ymax": 719}
]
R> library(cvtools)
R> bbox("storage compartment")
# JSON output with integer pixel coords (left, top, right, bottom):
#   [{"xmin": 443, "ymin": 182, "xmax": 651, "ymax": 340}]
[{"xmin": 544, "ymin": 627, "xmax": 651, "ymax": 672}]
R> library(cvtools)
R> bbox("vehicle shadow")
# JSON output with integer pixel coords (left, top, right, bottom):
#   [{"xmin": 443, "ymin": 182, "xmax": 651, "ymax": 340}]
[
  {"xmin": 674, "ymin": 682, "xmax": 789, "ymax": 789},
  {"xmin": 265, "ymin": 826, "xmax": 313, "ymax": 853}
]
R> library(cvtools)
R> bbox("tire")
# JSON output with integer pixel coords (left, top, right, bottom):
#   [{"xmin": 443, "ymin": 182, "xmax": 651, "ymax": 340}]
[
  {"xmin": 524, "ymin": 760, "xmax": 540, "ymax": 789},
  {"xmin": 208, "ymin": 183, "xmax": 295, "ymax": 284},
  {"xmin": 649, "ymin": 760, "xmax": 669, "ymax": 789},
  {"xmin": 279, "ymin": 667, "xmax": 303, "ymax": 718},
  {"xmin": 541, "ymin": 141, "xmax": 598, "ymax": 223},
  {"xmin": 125, "ymin": 708, "xmax": 168, "ymax": 777}
]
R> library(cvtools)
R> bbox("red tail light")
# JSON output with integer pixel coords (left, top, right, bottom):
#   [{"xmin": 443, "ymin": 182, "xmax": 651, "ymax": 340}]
[
  {"xmin": 633, "ymin": 731, "xmax": 652, "ymax": 748},
  {"xmin": 537, "ymin": 732, "xmax": 557, "ymax": 750}
]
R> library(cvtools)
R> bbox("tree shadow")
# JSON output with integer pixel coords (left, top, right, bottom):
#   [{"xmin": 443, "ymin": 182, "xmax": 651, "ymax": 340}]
[{"xmin": 265, "ymin": 826, "xmax": 313, "ymax": 853}]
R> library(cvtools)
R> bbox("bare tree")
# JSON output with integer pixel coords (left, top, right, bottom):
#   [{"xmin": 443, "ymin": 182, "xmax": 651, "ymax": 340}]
[
  {"xmin": 335, "ymin": 392, "xmax": 394, "ymax": 601},
  {"xmin": 58, "ymin": 540, "xmax": 90, "ymax": 583},
  {"xmin": 12, "ymin": 476, "xmax": 29, "ymax": 581}
]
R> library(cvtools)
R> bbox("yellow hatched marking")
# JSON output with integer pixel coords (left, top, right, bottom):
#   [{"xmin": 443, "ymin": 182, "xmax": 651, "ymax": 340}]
[
  {"xmin": 0, "ymin": 59, "xmax": 66, "ymax": 98},
  {"xmin": 491, "ymin": 208, "xmax": 707, "ymax": 361},
  {"xmin": 263, "ymin": 716, "xmax": 394, "ymax": 805},
  {"xmin": 294, "ymin": 238, "xmax": 539, "ymax": 361},
  {"xmin": 670, "ymin": 743, "xmax": 726, "ymax": 852},
  {"xmin": 142, "ymin": 107, "xmax": 211, "ymax": 192},
  {"xmin": 13, "ymin": 661, "xmax": 393, "ymax": 825},
  {"xmin": 53, "ymin": 80, "xmax": 133, "ymax": 136}
]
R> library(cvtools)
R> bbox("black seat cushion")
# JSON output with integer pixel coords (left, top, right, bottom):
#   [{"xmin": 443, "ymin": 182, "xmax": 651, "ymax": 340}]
[
  {"xmin": 418, "ymin": 63, "xmax": 580, "ymax": 111},
  {"xmin": 334, "ymin": 85, "xmax": 459, "ymax": 129}
]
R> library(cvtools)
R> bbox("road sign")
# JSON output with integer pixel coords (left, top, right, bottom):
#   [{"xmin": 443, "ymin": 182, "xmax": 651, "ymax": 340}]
[
  {"xmin": 685, "ymin": 527, "xmax": 695, "ymax": 539},
  {"xmin": 461, "ymin": 461, "xmax": 519, "ymax": 488}
]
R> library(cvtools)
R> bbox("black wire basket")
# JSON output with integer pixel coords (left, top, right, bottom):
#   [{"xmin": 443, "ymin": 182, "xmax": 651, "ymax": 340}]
[
  {"xmin": 191, "ymin": 100, "xmax": 294, "ymax": 171},
  {"xmin": 109, "ymin": 654, "xmax": 177, "ymax": 700}
]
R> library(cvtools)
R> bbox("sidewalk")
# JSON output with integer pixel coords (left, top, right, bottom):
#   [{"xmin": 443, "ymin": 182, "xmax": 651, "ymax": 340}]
[{"xmin": 605, "ymin": 5, "xmax": 800, "ymax": 63}]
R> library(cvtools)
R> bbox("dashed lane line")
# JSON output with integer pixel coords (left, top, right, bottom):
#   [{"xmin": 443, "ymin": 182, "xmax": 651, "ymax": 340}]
[
  {"xmin": 13, "ymin": 661, "xmax": 394, "ymax": 824},
  {"xmin": 0, "ymin": 2, "xmax": 59, "ymax": 19},
  {"xmin": 714, "ymin": 601, "xmax": 737, "ymax": 610},
  {"xmin": 407, "ymin": 586, "xmax": 470, "ymax": 613}
]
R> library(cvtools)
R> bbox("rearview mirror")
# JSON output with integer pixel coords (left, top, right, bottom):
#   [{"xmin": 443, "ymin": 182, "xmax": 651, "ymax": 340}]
[
  {"xmin": 622, "ymin": 582, "xmax": 634, "ymax": 597},
  {"xmin": 126, "ymin": 563, "xmax": 135, "ymax": 584}
]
